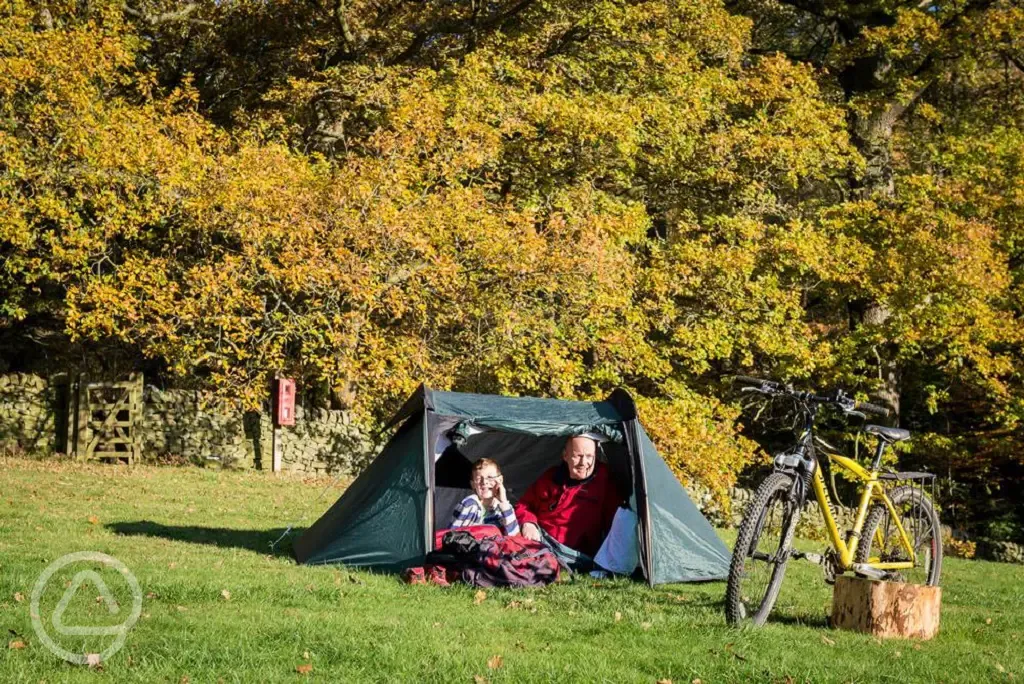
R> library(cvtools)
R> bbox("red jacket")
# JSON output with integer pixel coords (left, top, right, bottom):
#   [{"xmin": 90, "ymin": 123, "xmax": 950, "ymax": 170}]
[{"xmin": 514, "ymin": 462, "xmax": 623, "ymax": 557}]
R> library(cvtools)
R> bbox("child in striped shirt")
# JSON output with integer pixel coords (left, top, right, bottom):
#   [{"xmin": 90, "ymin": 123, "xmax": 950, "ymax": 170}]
[{"xmin": 450, "ymin": 458, "xmax": 520, "ymax": 536}]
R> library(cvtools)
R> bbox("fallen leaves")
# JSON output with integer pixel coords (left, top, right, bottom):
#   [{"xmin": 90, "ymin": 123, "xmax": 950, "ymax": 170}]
[
  {"xmin": 13, "ymin": 592, "xmax": 23, "ymax": 603},
  {"xmin": 220, "ymin": 589, "xmax": 232, "ymax": 601},
  {"xmin": 473, "ymin": 590, "xmax": 487, "ymax": 605},
  {"xmin": 473, "ymin": 676, "xmax": 489, "ymax": 684},
  {"xmin": 614, "ymin": 611, "xmax": 623, "ymax": 622},
  {"xmin": 86, "ymin": 653, "xmax": 102, "ymax": 668},
  {"xmin": 295, "ymin": 663, "xmax": 313, "ymax": 675},
  {"xmin": 9, "ymin": 640, "xmax": 26, "ymax": 650},
  {"xmin": 821, "ymin": 635, "xmax": 836, "ymax": 646},
  {"xmin": 487, "ymin": 655, "xmax": 503, "ymax": 670},
  {"xmin": 87, "ymin": 515, "xmax": 99, "ymax": 525}
]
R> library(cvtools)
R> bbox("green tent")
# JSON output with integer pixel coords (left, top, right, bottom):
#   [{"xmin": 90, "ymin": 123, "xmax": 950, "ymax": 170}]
[{"xmin": 293, "ymin": 386, "xmax": 729, "ymax": 584}]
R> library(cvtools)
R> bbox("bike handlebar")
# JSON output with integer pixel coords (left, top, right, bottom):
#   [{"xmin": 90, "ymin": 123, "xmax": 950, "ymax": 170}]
[
  {"xmin": 855, "ymin": 401, "xmax": 890, "ymax": 417},
  {"xmin": 733, "ymin": 376, "xmax": 891, "ymax": 417}
]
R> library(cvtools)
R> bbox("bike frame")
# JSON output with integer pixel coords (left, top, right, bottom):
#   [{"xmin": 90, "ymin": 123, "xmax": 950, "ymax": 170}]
[
  {"xmin": 809, "ymin": 454, "xmax": 916, "ymax": 571},
  {"xmin": 786, "ymin": 406, "xmax": 917, "ymax": 573}
]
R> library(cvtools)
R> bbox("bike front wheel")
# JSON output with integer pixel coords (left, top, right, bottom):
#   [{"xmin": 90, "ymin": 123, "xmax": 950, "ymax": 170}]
[
  {"xmin": 855, "ymin": 485, "xmax": 942, "ymax": 586},
  {"xmin": 725, "ymin": 472, "xmax": 800, "ymax": 626}
]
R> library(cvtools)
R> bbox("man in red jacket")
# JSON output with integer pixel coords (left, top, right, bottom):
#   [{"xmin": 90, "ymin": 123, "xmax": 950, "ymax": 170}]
[{"xmin": 515, "ymin": 435, "xmax": 624, "ymax": 563}]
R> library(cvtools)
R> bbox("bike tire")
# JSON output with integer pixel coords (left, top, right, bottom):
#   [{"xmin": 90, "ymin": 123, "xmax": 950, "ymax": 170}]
[
  {"xmin": 855, "ymin": 485, "xmax": 943, "ymax": 586},
  {"xmin": 725, "ymin": 472, "xmax": 799, "ymax": 626}
]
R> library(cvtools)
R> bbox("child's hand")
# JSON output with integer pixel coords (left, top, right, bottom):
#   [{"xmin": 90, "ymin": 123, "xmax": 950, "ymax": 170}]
[{"xmin": 495, "ymin": 476, "xmax": 509, "ymax": 505}]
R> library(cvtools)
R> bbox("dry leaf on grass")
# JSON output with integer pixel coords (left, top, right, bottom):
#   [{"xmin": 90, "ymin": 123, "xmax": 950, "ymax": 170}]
[
  {"xmin": 657, "ymin": 679, "xmax": 672, "ymax": 684},
  {"xmin": 996, "ymin": 663, "xmax": 1006, "ymax": 673},
  {"xmin": 641, "ymin": 621, "xmax": 652, "ymax": 630},
  {"xmin": 487, "ymin": 655, "xmax": 503, "ymax": 670},
  {"xmin": 295, "ymin": 664, "xmax": 313, "ymax": 675},
  {"xmin": 473, "ymin": 676, "xmax": 488, "ymax": 684},
  {"xmin": 220, "ymin": 589, "xmax": 231, "ymax": 601},
  {"xmin": 9, "ymin": 640, "xmax": 26, "ymax": 650},
  {"xmin": 473, "ymin": 590, "xmax": 487, "ymax": 605},
  {"xmin": 303, "ymin": 651, "xmax": 310, "ymax": 660},
  {"xmin": 87, "ymin": 515, "xmax": 99, "ymax": 525},
  {"xmin": 986, "ymin": 618, "xmax": 993, "ymax": 625},
  {"xmin": 13, "ymin": 592, "xmax": 23, "ymax": 603},
  {"xmin": 821, "ymin": 635, "xmax": 836, "ymax": 646},
  {"xmin": 692, "ymin": 679, "xmax": 702, "ymax": 684},
  {"xmin": 614, "ymin": 611, "xmax": 623, "ymax": 623},
  {"xmin": 86, "ymin": 653, "xmax": 102, "ymax": 668}
]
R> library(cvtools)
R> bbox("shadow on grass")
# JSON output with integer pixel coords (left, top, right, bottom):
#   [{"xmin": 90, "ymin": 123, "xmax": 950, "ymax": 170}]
[
  {"xmin": 107, "ymin": 520, "xmax": 306, "ymax": 557},
  {"xmin": 768, "ymin": 612, "xmax": 830, "ymax": 629}
]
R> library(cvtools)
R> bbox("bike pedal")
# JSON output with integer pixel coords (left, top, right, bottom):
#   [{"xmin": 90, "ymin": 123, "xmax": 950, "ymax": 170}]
[{"xmin": 793, "ymin": 551, "xmax": 823, "ymax": 564}]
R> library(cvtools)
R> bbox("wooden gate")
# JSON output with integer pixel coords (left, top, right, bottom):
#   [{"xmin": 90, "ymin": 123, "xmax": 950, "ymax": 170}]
[{"xmin": 67, "ymin": 373, "xmax": 143, "ymax": 464}]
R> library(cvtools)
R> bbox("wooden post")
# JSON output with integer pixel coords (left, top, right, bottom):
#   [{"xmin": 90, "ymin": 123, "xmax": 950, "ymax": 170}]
[
  {"xmin": 271, "ymin": 377, "xmax": 281, "ymax": 473},
  {"xmin": 831, "ymin": 576, "xmax": 941, "ymax": 640},
  {"xmin": 129, "ymin": 372, "xmax": 143, "ymax": 465},
  {"xmin": 74, "ymin": 372, "xmax": 89, "ymax": 460}
]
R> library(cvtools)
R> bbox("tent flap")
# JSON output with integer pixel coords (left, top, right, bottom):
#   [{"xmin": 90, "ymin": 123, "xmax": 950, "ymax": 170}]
[
  {"xmin": 638, "ymin": 425, "xmax": 731, "ymax": 583},
  {"xmin": 448, "ymin": 419, "xmax": 623, "ymax": 444},
  {"xmin": 294, "ymin": 415, "xmax": 428, "ymax": 570}
]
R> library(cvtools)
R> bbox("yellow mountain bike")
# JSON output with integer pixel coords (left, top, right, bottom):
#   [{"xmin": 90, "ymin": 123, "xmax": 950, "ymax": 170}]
[{"xmin": 724, "ymin": 377, "xmax": 942, "ymax": 627}]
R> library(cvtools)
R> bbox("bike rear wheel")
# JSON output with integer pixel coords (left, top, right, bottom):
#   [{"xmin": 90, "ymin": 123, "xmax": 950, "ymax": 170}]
[
  {"xmin": 855, "ymin": 485, "xmax": 942, "ymax": 586},
  {"xmin": 725, "ymin": 472, "xmax": 799, "ymax": 626}
]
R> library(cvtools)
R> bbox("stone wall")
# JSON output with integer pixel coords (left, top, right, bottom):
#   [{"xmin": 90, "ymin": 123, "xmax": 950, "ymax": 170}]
[
  {"xmin": 141, "ymin": 387, "xmax": 373, "ymax": 472},
  {"xmin": 976, "ymin": 539, "xmax": 1024, "ymax": 564},
  {"xmin": 0, "ymin": 373, "xmax": 56, "ymax": 454},
  {"xmin": 143, "ymin": 387, "xmax": 256, "ymax": 468},
  {"xmin": 0, "ymin": 373, "xmax": 372, "ymax": 474},
  {"xmin": 277, "ymin": 405, "xmax": 378, "ymax": 475}
]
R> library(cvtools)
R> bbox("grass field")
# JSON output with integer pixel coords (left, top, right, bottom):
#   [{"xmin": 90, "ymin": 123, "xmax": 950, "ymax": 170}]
[{"xmin": 1, "ymin": 457, "xmax": 1022, "ymax": 683}]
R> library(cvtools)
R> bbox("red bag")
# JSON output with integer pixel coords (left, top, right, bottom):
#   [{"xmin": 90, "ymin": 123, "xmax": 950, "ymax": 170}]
[{"xmin": 460, "ymin": 534, "xmax": 560, "ymax": 588}]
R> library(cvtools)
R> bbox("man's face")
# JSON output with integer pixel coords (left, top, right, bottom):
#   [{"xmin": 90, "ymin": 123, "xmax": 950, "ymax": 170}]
[{"xmin": 563, "ymin": 437, "xmax": 597, "ymax": 480}]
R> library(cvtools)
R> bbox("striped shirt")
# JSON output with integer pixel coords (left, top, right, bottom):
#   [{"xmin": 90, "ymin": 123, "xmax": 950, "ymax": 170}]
[{"xmin": 451, "ymin": 495, "xmax": 520, "ymax": 536}]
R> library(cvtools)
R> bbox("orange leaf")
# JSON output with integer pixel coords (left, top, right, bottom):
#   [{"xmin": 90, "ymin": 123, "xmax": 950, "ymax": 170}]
[
  {"xmin": 487, "ymin": 655, "xmax": 503, "ymax": 670},
  {"xmin": 296, "ymin": 664, "xmax": 313, "ymax": 675},
  {"xmin": 8, "ymin": 640, "xmax": 26, "ymax": 650},
  {"xmin": 473, "ymin": 590, "xmax": 487, "ymax": 605}
]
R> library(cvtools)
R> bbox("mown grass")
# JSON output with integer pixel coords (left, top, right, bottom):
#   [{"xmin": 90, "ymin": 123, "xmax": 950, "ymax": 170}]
[{"xmin": 1, "ymin": 457, "xmax": 1022, "ymax": 683}]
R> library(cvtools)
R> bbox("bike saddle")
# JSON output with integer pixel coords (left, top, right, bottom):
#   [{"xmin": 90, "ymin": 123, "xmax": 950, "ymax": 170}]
[{"xmin": 864, "ymin": 424, "xmax": 910, "ymax": 442}]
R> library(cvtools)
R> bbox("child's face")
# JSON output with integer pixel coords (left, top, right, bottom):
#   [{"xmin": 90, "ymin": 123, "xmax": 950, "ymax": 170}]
[{"xmin": 471, "ymin": 464, "xmax": 500, "ymax": 500}]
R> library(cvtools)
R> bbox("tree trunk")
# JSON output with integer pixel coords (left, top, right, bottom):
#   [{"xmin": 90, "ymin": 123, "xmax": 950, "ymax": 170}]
[{"xmin": 831, "ymin": 576, "xmax": 941, "ymax": 640}]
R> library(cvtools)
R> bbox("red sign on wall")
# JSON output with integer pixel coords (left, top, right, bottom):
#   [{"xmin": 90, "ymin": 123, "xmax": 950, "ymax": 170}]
[{"xmin": 276, "ymin": 378, "xmax": 296, "ymax": 426}]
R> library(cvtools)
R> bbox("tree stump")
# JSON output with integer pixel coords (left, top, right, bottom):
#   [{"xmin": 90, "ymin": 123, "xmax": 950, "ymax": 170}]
[{"xmin": 831, "ymin": 576, "xmax": 941, "ymax": 640}]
